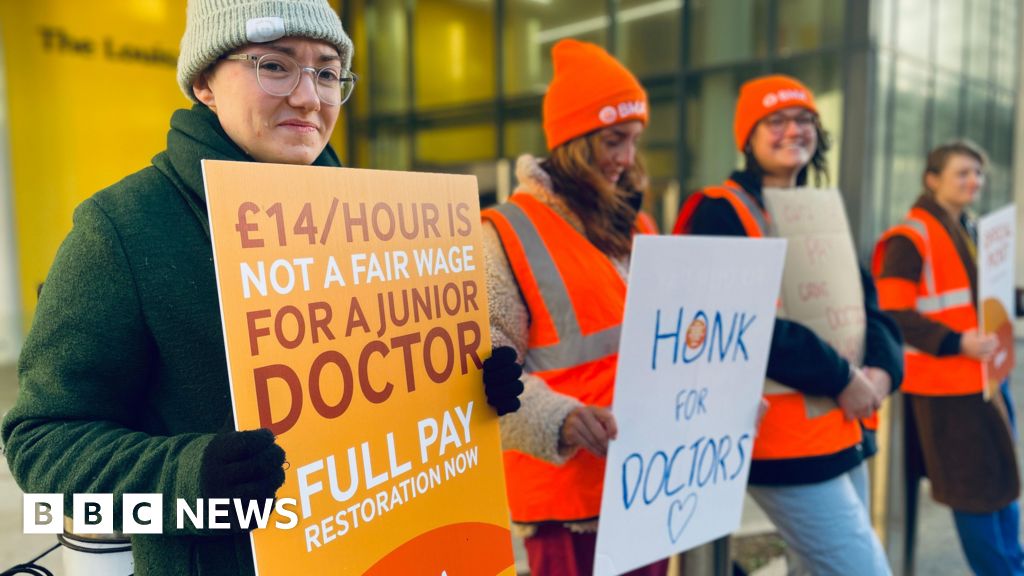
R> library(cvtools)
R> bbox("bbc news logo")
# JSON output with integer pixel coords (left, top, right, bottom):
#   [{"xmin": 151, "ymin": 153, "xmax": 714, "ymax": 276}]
[{"xmin": 24, "ymin": 494, "xmax": 299, "ymax": 534}]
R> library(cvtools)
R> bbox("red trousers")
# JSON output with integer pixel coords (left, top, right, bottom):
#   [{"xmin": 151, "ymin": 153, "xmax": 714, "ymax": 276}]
[{"xmin": 523, "ymin": 523, "xmax": 670, "ymax": 576}]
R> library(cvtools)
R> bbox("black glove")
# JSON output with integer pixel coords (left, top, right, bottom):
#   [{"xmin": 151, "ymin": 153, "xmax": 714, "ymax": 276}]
[
  {"xmin": 483, "ymin": 346, "xmax": 525, "ymax": 416},
  {"xmin": 200, "ymin": 429, "xmax": 286, "ymax": 504}
]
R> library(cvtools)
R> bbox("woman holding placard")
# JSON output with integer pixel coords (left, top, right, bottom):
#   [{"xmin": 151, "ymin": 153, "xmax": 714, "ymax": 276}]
[
  {"xmin": 673, "ymin": 74, "xmax": 901, "ymax": 575},
  {"xmin": 482, "ymin": 39, "xmax": 666, "ymax": 575},
  {"xmin": 873, "ymin": 140, "xmax": 1023, "ymax": 575},
  {"xmin": 1, "ymin": 1, "xmax": 524, "ymax": 574}
]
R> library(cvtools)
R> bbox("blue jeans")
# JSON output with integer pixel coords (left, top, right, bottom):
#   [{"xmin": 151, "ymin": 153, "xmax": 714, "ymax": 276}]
[
  {"xmin": 951, "ymin": 381, "xmax": 1024, "ymax": 576},
  {"xmin": 749, "ymin": 462, "xmax": 891, "ymax": 576}
]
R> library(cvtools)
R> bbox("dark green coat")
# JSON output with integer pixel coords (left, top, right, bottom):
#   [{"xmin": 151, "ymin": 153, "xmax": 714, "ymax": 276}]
[{"xmin": 2, "ymin": 105, "xmax": 340, "ymax": 575}]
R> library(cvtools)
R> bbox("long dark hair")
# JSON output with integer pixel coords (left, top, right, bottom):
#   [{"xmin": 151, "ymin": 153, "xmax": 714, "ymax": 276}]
[
  {"xmin": 540, "ymin": 131, "xmax": 648, "ymax": 258},
  {"xmin": 742, "ymin": 118, "xmax": 832, "ymax": 187}
]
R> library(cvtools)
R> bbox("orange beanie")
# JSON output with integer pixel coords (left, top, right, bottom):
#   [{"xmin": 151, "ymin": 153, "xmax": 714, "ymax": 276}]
[
  {"xmin": 733, "ymin": 74, "xmax": 818, "ymax": 151},
  {"xmin": 543, "ymin": 39, "xmax": 648, "ymax": 151}
]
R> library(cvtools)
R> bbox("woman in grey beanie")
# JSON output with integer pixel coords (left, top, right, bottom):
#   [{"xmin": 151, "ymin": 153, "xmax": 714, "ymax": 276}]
[{"xmin": 2, "ymin": 1, "xmax": 522, "ymax": 575}]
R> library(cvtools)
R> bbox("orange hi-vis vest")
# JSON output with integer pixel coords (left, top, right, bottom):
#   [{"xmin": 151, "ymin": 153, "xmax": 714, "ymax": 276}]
[
  {"xmin": 675, "ymin": 183, "xmax": 863, "ymax": 461},
  {"xmin": 872, "ymin": 207, "xmax": 982, "ymax": 396},
  {"xmin": 482, "ymin": 193, "xmax": 656, "ymax": 523},
  {"xmin": 672, "ymin": 180, "xmax": 766, "ymax": 235}
]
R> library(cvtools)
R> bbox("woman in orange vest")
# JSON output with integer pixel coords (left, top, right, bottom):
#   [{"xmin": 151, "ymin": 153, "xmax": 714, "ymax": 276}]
[
  {"xmin": 481, "ymin": 39, "xmax": 665, "ymax": 576},
  {"xmin": 873, "ymin": 140, "xmax": 1023, "ymax": 575},
  {"xmin": 674, "ymin": 75, "xmax": 901, "ymax": 574}
]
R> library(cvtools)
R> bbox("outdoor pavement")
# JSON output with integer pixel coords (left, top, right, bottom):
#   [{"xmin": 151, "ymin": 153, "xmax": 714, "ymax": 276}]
[{"xmin": 3, "ymin": 345, "xmax": 1022, "ymax": 574}]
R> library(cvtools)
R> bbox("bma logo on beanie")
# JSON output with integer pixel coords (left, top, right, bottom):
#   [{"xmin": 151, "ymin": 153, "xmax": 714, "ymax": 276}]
[
  {"xmin": 761, "ymin": 89, "xmax": 809, "ymax": 109},
  {"xmin": 598, "ymin": 100, "xmax": 647, "ymax": 125},
  {"xmin": 599, "ymin": 106, "xmax": 619, "ymax": 124}
]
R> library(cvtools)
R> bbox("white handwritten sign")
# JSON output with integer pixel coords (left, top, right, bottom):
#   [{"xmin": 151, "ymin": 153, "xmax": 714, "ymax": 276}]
[
  {"xmin": 593, "ymin": 236, "xmax": 786, "ymax": 575},
  {"xmin": 978, "ymin": 204, "xmax": 1016, "ymax": 400}
]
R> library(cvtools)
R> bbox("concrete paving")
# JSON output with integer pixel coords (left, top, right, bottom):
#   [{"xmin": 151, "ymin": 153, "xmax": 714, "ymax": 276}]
[{"xmin": 2, "ymin": 346, "xmax": 1022, "ymax": 574}]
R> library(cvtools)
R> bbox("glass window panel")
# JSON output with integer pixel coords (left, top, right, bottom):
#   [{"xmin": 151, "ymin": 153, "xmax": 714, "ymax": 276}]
[
  {"xmin": 777, "ymin": 0, "xmax": 844, "ymax": 56},
  {"xmin": 872, "ymin": 0, "xmax": 895, "ymax": 48},
  {"xmin": 963, "ymin": 84, "xmax": 991, "ymax": 149},
  {"xmin": 415, "ymin": 123, "xmax": 497, "ymax": 166},
  {"xmin": 504, "ymin": 117, "xmax": 546, "ymax": 158},
  {"xmin": 618, "ymin": 0, "xmax": 682, "ymax": 77},
  {"xmin": 930, "ymin": 71, "xmax": 961, "ymax": 147},
  {"xmin": 504, "ymin": 0, "xmax": 607, "ymax": 97},
  {"xmin": 345, "ymin": 0, "xmax": 371, "ymax": 119},
  {"xmin": 896, "ymin": 0, "xmax": 931, "ymax": 62},
  {"xmin": 935, "ymin": 0, "xmax": 964, "ymax": 73},
  {"xmin": 776, "ymin": 55, "xmax": 844, "ymax": 186},
  {"xmin": 639, "ymin": 101, "xmax": 678, "ymax": 231},
  {"xmin": 414, "ymin": 0, "xmax": 495, "ymax": 109},
  {"xmin": 996, "ymin": 0, "xmax": 1019, "ymax": 89},
  {"xmin": 889, "ymin": 58, "xmax": 930, "ymax": 218},
  {"xmin": 687, "ymin": 0, "xmax": 768, "ymax": 69},
  {"xmin": 872, "ymin": 52, "xmax": 894, "ymax": 230},
  {"xmin": 369, "ymin": 129, "xmax": 412, "ymax": 170},
  {"xmin": 366, "ymin": 0, "xmax": 410, "ymax": 114},
  {"xmin": 966, "ymin": 0, "xmax": 991, "ymax": 81},
  {"xmin": 985, "ymin": 91, "xmax": 1013, "ymax": 210},
  {"xmin": 684, "ymin": 70, "xmax": 747, "ymax": 192}
]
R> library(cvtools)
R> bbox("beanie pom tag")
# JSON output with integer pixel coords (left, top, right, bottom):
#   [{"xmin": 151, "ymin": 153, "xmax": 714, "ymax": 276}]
[{"xmin": 246, "ymin": 17, "xmax": 286, "ymax": 43}]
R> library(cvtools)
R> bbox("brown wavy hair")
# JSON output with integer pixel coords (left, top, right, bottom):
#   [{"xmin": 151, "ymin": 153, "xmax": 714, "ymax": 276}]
[{"xmin": 540, "ymin": 131, "xmax": 648, "ymax": 258}]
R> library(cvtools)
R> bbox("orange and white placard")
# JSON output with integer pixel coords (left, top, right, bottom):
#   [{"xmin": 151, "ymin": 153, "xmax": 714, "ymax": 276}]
[
  {"xmin": 978, "ymin": 204, "xmax": 1017, "ymax": 400},
  {"xmin": 203, "ymin": 160, "xmax": 514, "ymax": 575}
]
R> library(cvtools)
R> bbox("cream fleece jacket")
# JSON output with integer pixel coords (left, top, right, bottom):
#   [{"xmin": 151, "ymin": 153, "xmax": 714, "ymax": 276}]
[{"xmin": 484, "ymin": 155, "xmax": 630, "ymax": 534}]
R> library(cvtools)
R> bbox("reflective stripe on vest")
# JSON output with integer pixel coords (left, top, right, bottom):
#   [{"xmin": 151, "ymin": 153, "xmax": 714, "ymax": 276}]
[
  {"xmin": 714, "ymin": 185, "xmax": 769, "ymax": 236},
  {"xmin": 902, "ymin": 217, "xmax": 940, "ymax": 295},
  {"xmin": 492, "ymin": 202, "xmax": 622, "ymax": 373},
  {"xmin": 873, "ymin": 207, "xmax": 982, "ymax": 396},
  {"xmin": 899, "ymin": 217, "xmax": 974, "ymax": 314},
  {"xmin": 917, "ymin": 287, "xmax": 973, "ymax": 313},
  {"xmin": 483, "ymin": 192, "xmax": 650, "ymax": 523},
  {"xmin": 674, "ymin": 182, "xmax": 767, "ymax": 237}
]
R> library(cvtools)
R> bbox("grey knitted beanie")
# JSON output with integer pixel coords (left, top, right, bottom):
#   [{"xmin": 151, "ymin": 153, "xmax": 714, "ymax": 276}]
[{"xmin": 177, "ymin": 0, "xmax": 353, "ymax": 101}]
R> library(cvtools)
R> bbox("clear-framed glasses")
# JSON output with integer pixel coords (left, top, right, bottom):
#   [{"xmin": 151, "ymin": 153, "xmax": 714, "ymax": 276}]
[
  {"xmin": 225, "ymin": 53, "xmax": 357, "ymax": 106},
  {"xmin": 761, "ymin": 111, "xmax": 817, "ymax": 134}
]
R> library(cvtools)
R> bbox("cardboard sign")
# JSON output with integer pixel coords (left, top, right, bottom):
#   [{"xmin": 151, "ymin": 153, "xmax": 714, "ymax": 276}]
[
  {"xmin": 978, "ymin": 204, "xmax": 1017, "ymax": 400},
  {"xmin": 593, "ymin": 235, "xmax": 786, "ymax": 575},
  {"xmin": 762, "ymin": 188, "xmax": 865, "ymax": 415},
  {"xmin": 204, "ymin": 160, "xmax": 514, "ymax": 575}
]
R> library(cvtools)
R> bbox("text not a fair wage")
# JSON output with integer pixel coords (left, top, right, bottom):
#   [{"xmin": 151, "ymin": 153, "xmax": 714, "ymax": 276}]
[{"xmin": 239, "ymin": 246, "xmax": 476, "ymax": 298}]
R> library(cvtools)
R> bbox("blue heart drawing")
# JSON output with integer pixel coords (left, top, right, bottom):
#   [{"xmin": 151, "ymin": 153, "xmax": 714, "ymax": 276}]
[{"xmin": 667, "ymin": 493, "xmax": 698, "ymax": 544}]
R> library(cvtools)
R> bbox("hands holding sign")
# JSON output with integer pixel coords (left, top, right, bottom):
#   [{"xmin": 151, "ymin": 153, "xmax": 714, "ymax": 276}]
[
  {"xmin": 559, "ymin": 406, "xmax": 619, "ymax": 457},
  {"xmin": 960, "ymin": 328, "xmax": 999, "ymax": 362}
]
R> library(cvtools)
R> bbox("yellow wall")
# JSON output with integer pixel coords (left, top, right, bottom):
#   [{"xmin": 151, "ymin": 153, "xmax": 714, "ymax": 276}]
[{"xmin": 2, "ymin": 0, "xmax": 187, "ymax": 331}]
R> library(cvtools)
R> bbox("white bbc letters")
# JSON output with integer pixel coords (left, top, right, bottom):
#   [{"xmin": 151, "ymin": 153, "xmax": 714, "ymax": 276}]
[
  {"xmin": 23, "ymin": 494, "xmax": 63, "ymax": 534},
  {"xmin": 73, "ymin": 493, "xmax": 113, "ymax": 534},
  {"xmin": 123, "ymin": 494, "xmax": 163, "ymax": 534}
]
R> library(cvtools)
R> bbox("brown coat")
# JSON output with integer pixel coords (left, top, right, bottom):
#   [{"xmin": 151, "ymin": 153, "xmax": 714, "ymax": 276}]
[{"xmin": 878, "ymin": 193, "xmax": 1020, "ymax": 513}]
